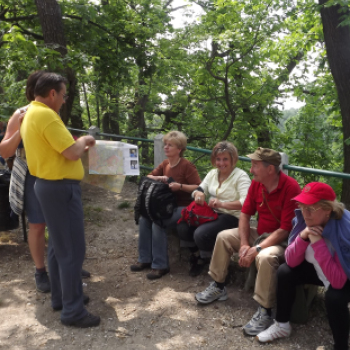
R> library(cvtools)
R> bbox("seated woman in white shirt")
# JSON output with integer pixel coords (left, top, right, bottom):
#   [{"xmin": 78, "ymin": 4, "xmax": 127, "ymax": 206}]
[{"xmin": 177, "ymin": 141, "xmax": 251, "ymax": 276}]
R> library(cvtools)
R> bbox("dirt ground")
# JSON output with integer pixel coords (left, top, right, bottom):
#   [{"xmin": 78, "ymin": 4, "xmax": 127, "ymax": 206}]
[{"xmin": 0, "ymin": 180, "xmax": 337, "ymax": 350}]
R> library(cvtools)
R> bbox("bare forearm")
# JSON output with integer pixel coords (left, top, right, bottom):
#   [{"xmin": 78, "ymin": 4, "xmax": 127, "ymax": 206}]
[
  {"xmin": 259, "ymin": 228, "xmax": 289, "ymax": 249},
  {"xmin": 0, "ymin": 130, "xmax": 21, "ymax": 158},
  {"xmin": 239, "ymin": 213, "xmax": 251, "ymax": 246},
  {"xmin": 219, "ymin": 200, "xmax": 242, "ymax": 211},
  {"xmin": 181, "ymin": 184, "xmax": 198, "ymax": 193},
  {"xmin": 61, "ymin": 136, "xmax": 95, "ymax": 161}
]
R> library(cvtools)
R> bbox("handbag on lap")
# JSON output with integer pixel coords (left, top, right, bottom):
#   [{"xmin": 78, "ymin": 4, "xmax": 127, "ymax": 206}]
[{"xmin": 177, "ymin": 201, "xmax": 218, "ymax": 227}]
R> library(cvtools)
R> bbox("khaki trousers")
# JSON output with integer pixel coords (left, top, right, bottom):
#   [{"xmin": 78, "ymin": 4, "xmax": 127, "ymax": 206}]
[{"xmin": 208, "ymin": 227, "xmax": 285, "ymax": 308}]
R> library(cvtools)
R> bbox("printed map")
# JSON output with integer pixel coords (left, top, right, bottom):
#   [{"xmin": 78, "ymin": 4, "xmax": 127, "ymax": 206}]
[
  {"xmin": 88, "ymin": 141, "xmax": 124, "ymax": 175},
  {"xmin": 81, "ymin": 151, "xmax": 125, "ymax": 193}
]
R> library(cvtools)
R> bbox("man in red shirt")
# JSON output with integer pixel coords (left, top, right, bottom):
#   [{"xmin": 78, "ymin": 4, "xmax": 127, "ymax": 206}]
[{"xmin": 195, "ymin": 147, "xmax": 301, "ymax": 336}]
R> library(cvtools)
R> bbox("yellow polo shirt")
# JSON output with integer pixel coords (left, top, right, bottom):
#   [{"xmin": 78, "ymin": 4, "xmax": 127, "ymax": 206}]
[{"xmin": 21, "ymin": 101, "xmax": 84, "ymax": 180}]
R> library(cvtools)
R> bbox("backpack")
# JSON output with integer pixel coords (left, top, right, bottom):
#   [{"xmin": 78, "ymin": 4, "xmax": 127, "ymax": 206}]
[
  {"xmin": 0, "ymin": 169, "xmax": 19, "ymax": 231},
  {"xmin": 134, "ymin": 176, "xmax": 177, "ymax": 228},
  {"xmin": 177, "ymin": 201, "xmax": 218, "ymax": 227}
]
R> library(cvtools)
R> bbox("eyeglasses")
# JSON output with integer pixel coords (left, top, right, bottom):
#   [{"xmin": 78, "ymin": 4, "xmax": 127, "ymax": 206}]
[
  {"xmin": 298, "ymin": 204, "xmax": 322, "ymax": 214},
  {"xmin": 59, "ymin": 92, "xmax": 69, "ymax": 101}
]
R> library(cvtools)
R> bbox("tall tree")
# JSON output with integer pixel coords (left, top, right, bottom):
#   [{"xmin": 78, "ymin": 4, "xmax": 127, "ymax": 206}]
[
  {"xmin": 318, "ymin": 0, "xmax": 350, "ymax": 206},
  {"xmin": 35, "ymin": 0, "xmax": 77, "ymax": 126}
]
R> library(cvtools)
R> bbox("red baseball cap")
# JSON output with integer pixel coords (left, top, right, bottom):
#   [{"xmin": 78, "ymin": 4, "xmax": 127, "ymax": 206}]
[{"xmin": 292, "ymin": 182, "xmax": 336, "ymax": 205}]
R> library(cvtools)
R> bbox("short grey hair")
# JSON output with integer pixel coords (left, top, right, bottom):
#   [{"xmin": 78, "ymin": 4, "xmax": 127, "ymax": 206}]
[{"xmin": 262, "ymin": 161, "xmax": 280, "ymax": 174}]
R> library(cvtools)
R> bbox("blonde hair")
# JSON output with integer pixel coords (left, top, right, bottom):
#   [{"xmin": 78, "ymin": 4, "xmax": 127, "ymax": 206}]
[
  {"xmin": 318, "ymin": 200, "xmax": 345, "ymax": 220},
  {"xmin": 163, "ymin": 131, "xmax": 187, "ymax": 157},
  {"xmin": 211, "ymin": 141, "xmax": 238, "ymax": 167}
]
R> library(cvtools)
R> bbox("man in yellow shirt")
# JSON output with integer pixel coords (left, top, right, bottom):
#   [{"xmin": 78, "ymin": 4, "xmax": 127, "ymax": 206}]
[{"xmin": 21, "ymin": 72, "xmax": 100, "ymax": 328}]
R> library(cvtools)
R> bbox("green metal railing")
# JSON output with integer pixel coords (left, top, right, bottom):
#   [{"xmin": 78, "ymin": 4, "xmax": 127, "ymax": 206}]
[{"xmin": 68, "ymin": 128, "xmax": 350, "ymax": 180}]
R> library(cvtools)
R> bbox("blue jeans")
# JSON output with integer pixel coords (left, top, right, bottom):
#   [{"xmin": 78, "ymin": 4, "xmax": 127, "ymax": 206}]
[{"xmin": 138, "ymin": 206, "xmax": 184, "ymax": 269}]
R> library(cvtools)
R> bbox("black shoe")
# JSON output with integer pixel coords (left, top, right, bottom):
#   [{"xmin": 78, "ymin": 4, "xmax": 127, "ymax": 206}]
[
  {"xmin": 61, "ymin": 312, "xmax": 100, "ymax": 328},
  {"xmin": 189, "ymin": 259, "xmax": 206, "ymax": 277},
  {"xmin": 53, "ymin": 294, "xmax": 90, "ymax": 311},
  {"xmin": 35, "ymin": 271, "xmax": 51, "ymax": 293},
  {"xmin": 130, "ymin": 262, "xmax": 151, "ymax": 272},
  {"xmin": 189, "ymin": 256, "xmax": 209, "ymax": 277},
  {"xmin": 81, "ymin": 269, "xmax": 91, "ymax": 278},
  {"xmin": 146, "ymin": 268, "xmax": 170, "ymax": 280}
]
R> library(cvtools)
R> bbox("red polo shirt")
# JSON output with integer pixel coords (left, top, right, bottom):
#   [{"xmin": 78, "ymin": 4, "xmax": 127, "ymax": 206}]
[{"xmin": 241, "ymin": 172, "xmax": 301, "ymax": 235}]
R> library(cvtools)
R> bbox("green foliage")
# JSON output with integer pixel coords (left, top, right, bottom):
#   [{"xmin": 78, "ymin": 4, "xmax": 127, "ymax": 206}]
[
  {"xmin": 0, "ymin": 0, "xmax": 347, "ymax": 198},
  {"xmin": 118, "ymin": 201, "xmax": 130, "ymax": 209}
]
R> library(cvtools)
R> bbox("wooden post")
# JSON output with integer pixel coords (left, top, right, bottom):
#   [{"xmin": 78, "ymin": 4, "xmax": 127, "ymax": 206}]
[
  {"xmin": 280, "ymin": 152, "xmax": 288, "ymax": 175},
  {"xmin": 154, "ymin": 134, "xmax": 166, "ymax": 168},
  {"xmin": 88, "ymin": 126, "xmax": 101, "ymax": 140}
]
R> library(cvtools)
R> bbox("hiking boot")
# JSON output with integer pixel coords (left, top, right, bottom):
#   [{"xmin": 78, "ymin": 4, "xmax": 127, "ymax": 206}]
[
  {"xmin": 53, "ymin": 294, "xmax": 90, "ymax": 311},
  {"xmin": 130, "ymin": 262, "xmax": 151, "ymax": 272},
  {"xmin": 35, "ymin": 271, "xmax": 51, "ymax": 293},
  {"xmin": 195, "ymin": 281, "xmax": 227, "ymax": 304},
  {"xmin": 81, "ymin": 269, "xmax": 91, "ymax": 278},
  {"xmin": 243, "ymin": 306, "xmax": 274, "ymax": 336},
  {"xmin": 61, "ymin": 312, "xmax": 100, "ymax": 328},
  {"xmin": 256, "ymin": 321, "xmax": 292, "ymax": 343},
  {"xmin": 146, "ymin": 268, "xmax": 169, "ymax": 280}
]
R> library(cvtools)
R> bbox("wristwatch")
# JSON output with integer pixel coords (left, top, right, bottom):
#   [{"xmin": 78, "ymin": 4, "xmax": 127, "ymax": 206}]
[{"xmin": 255, "ymin": 244, "xmax": 263, "ymax": 253}]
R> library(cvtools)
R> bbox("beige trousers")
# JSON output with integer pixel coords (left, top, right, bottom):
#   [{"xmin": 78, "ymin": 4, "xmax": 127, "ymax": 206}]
[{"xmin": 208, "ymin": 227, "xmax": 285, "ymax": 308}]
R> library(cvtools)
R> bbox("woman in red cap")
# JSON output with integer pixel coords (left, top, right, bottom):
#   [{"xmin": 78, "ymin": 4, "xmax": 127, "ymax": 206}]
[{"xmin": 256, "ymin": 182, "xmax": 350, "ymax": 350}]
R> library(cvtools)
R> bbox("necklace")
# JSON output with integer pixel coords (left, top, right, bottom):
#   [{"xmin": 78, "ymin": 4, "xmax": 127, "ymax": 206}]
[{"xmin": 169, "ymin": 158, "xmax": 181, "ymax": 168}]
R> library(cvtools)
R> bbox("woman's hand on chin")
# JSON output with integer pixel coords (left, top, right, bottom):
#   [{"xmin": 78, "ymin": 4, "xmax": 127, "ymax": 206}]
[{"xmin": 301, "ymin": 226, "xmax": 323, "ymax": 243}]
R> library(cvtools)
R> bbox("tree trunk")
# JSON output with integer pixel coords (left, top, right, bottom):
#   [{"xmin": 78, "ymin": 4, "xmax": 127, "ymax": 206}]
[
  {"xmin": 128, "ymin": 70, "xmax": 149, "ymax": 163},
  {"xmin": 35, "ymin": 0, "xmax": 79, "ymax": 126},
  {"xmin": 82, "ymin": 82, "xmax": 92, "ymax": 127},
  {"xmin": 319, "ymin": 0, "xmax": 350, "ymax": 207},
  {"xmin": 70, "ymin": 85, "xmax": 83, "ymax": 129},
  {"xmin": 109, "ymin": 92, "xmax": 120, "ymax": 135},
  {"xmin": 102, "ymin": 112, "xmax": 112, "ymax": 135}
]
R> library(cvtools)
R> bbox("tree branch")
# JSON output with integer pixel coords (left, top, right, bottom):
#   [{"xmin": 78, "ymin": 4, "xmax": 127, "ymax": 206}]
[
  {"xmin": 64, "ymin": 14, "xmax": 110, "ymax": 33},
  {"xmin": 166, "ymin": 5, "xmax": 188, "ymax": 13},
  {"xmin": 0, "ymin": 40, "xmax": 9, "ymax": 48},
  {"xmin": 14, "ymin": 23, "xmax": 43, "ymax": 40},
  {"xmin": 2, "ymin": 14, "xmax": 37, "ymax": 21}
]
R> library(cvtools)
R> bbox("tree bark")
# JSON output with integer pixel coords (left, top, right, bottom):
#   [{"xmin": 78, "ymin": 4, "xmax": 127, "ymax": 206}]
[
  {"xmin": 82, "ymin": 83, "xmax": 92, "ymax": 127},
  {"xmin": 35, "ymin": 0, "xmax": 80, "ymax": 126},
  {"xmin": 319, "ymin": 0, "xmax": 350, "ymax": 207}
]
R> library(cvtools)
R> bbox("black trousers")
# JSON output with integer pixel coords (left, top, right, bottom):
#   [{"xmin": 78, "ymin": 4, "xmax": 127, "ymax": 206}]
[
  {"xmin": 276, "ymin": 261, "xmax": 350, "ymax": 350},
  {"xmin": 177, "ymin": 213, "xmax": 238, "ymax": 253}
]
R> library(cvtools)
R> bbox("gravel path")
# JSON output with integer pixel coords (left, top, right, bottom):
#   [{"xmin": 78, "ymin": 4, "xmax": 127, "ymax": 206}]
[{"xmin": 0, "ymin": 181, "xmax": 336, "ymax": 350}]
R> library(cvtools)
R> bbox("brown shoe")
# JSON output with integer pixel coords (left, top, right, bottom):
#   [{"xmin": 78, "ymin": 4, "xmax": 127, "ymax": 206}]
[
  {"xmin": 146, "ymin": 268, "xmax": 170, "ymax": 280},
  {"xmin": 130, "ymin": 262, "xmax": 151, "ymax": 272}
]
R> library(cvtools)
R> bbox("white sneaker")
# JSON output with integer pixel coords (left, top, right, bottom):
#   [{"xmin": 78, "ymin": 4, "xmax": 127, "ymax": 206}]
[
  {"xmin": 195, "ymin": 281, "xmax": 228, "ymax": 304},
  {"xmin": 243, "ymin": 306, "xmax": 274, "ymax": 336},
  {"xmin": 256, "ymin": 321, "xmax": 292, "ymax": 343}
]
